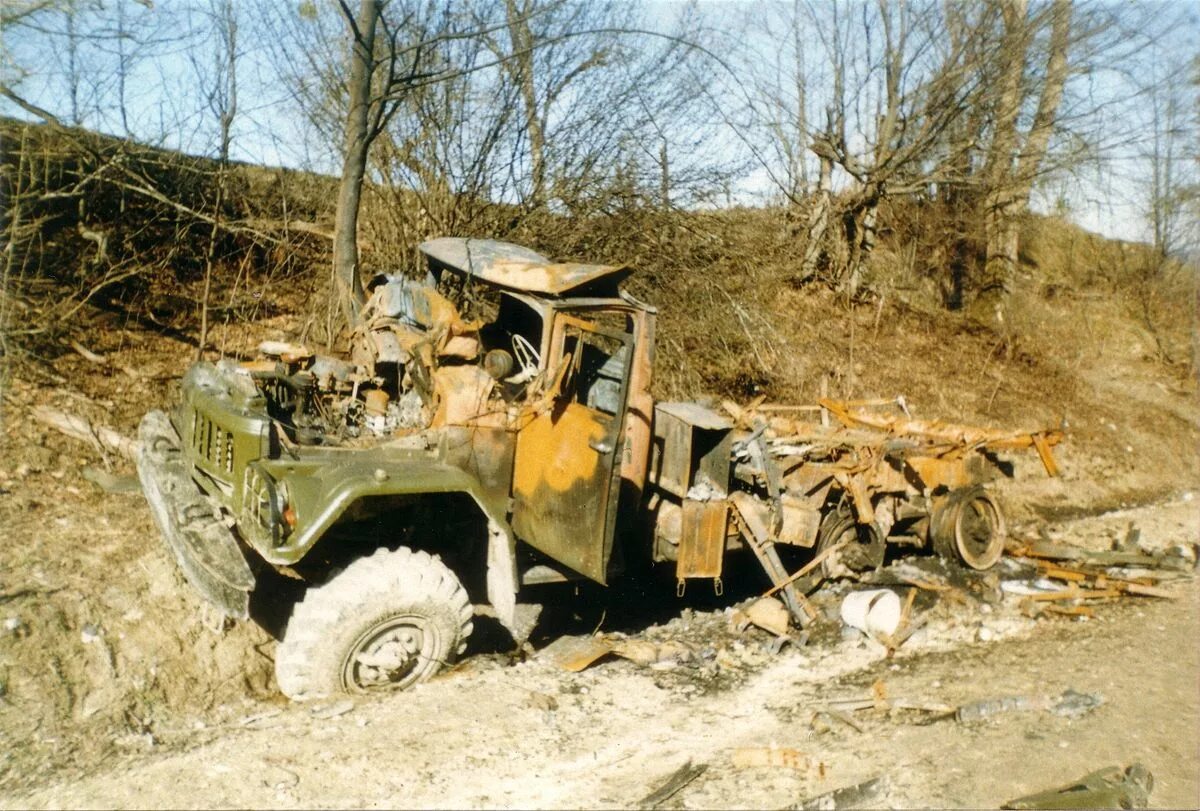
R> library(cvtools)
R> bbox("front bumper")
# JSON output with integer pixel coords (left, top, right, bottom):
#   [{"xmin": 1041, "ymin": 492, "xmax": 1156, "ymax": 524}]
[{"xmin": 137, "ymin": 410, "xmax": 256, "ymax": 618}]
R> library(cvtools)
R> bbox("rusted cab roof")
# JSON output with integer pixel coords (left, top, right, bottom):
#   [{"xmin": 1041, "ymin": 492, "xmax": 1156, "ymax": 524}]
[{"xmin": 419, "ymin": 237, "xmax": 631, "ymax": 296}]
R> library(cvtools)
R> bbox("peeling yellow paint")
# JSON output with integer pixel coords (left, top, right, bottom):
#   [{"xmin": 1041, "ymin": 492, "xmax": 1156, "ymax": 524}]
[{"xmin": 513, "ymin": 403, "xmax": 608, "ymax": 495}]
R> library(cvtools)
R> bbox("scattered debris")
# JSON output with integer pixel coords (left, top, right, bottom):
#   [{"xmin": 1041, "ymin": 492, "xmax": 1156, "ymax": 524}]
[
  {"xmin": 639, "ymin": 760, "xmax": 707, "ymax": 808},
  {"xmin": 1002, "ymin": 763, "xmax": 1152, "ymax": 809},
  {"xmin": 538, "ymin": 634, "xmax": 698, "ymax": 673},
  {"xmin": 80, "ymin": 466, "xmax": 140, "ymax": 493},
  {"xmin": 823, "ymin": 685, "xmax": 956, "ymax": 721},
  {"xmin": 80, "ymin": 624, "xmax": 102, "ymax": 644},
  {"xmin": 616, "ymin": 639, "xmax": 696, "ymax": 668},
  {"xmin": 32, "ymin": 406, "xmax": 140, "ymax": 462},
  {"xmin": 1050, "ymin": 689, "xmax": 1105, "ymax": 719},
  {"xmin": 733, "ymin": 596, "xmax": 791, "ymax": 638},
  {"xmin": 308, "ymin": 699, "xmax": 354, "ymax": 720},
  {"xmin": 809, "ymin": 708, "xmax": 863, "ymax": 735},
  {"xmin": 792, "ymin": 775, "xmax": 889, "ymax": 810},
  {"xmin": 239, "ymin": 709, "xmax": 284, "ymax": 728},
  {"xmin": 957, "ymin": 689, "xmax": 1104, "ymax": 724},
  {"xmin": 731, "ymin": 747, "xmax": 814, "ymax": 771},
  {"xmin": 1034, "ymin": 562, "xmax": 1176, "ymax": 599},
  {"xmin": 879, "ymin": 589, "xmax": 927, "ymax": 653},
  {"xmin": 538, "ymin": 635, "xmax": 615, "ymax": 673},
  {"xmin": 1010, "ymin": 537, "xmax": 1191, "ymax": 572}
]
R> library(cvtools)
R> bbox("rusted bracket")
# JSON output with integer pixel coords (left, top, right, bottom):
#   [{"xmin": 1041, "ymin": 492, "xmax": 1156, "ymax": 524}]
[
  {"xmin": 730, "ymin": 493, "xmax": 817, "ymax": 627},
  {"xmin": 1030, "ymin": 433, "xmax": 1060, "ymax": 477}
]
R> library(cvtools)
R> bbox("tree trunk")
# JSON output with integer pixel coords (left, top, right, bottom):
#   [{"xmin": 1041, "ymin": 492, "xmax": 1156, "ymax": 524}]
[
  {"xmin": 977, "ymin": 0, "xmax": 1072, "ymax": 321},
  {"xmin": 658, "ymin": 138, "xmax": 670, "ymax": 209},
  {"xmin": 504, "ymin": 0, "xmax": 545, "ymax": 208},
  {"xmin": 198, "ymin": 0, "xmax": 238, "ymax": 362},
  {"xmin": 332, "ymin": 0, "xmax": 379, "ymax": 329},
  {"xmin": 844, "ymin": 194, "xmax": 883, "ymax": 299},
  {"xmin": 799, "ymin": 153, "xmax": 833, "ymax": 283},
  {"xmin": 980, "ymin": 192, "xmax": 1020, "ymax": 314}
]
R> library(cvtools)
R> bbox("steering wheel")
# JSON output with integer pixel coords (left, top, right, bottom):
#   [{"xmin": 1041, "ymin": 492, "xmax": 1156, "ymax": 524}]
[{"xmin": 510, "ymin": 334, "xmax": 541, "ymax": 383}]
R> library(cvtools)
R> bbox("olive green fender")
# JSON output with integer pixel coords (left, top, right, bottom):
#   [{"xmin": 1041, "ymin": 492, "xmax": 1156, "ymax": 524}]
[{"xmin": 258, "ymin": 457, "xmax": 518, "ymax": 634}]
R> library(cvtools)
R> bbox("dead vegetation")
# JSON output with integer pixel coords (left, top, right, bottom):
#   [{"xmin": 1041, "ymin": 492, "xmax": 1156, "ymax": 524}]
[
  {"xmin": 2, "ymin": 118, "xmax": 1195, "ymax": 492},
  {"xmin": 0, "ymin": 118, "xmax": 1197, "ymax": 803}
]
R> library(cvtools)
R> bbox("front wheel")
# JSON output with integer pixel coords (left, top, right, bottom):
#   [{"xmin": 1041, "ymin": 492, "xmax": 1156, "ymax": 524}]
[{"xmin": 275, "ymin": 547, "xmax": 473, "ymax": 700}]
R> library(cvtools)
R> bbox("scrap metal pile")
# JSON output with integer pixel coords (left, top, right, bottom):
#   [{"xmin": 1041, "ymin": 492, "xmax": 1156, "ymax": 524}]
[{"xmin": 680, "ymin": 393, "xmax": 1065, "ymax": 628}]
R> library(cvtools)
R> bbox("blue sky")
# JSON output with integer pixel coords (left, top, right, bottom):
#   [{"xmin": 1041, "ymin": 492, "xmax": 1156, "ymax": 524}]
[{"xmin": 2, "ymin": 0, "xmax": 1196, "ymax": 248}]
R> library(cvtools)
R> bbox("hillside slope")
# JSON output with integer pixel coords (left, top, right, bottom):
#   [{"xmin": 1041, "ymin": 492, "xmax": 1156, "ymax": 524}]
[{"xmin": 0, "ymin": 122, "xmax": 1196, "ymax": 804}]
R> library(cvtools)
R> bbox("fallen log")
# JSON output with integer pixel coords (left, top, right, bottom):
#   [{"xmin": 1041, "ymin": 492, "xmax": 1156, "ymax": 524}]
[{"xmin": 32, "ymin": 406, "xmax": 140, "ymax": 462}]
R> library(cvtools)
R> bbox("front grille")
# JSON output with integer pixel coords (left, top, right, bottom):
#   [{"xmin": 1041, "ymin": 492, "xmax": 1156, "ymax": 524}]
[{"xmin": 192, "ymin": 412, "xmax": 235, "ymax": 474}]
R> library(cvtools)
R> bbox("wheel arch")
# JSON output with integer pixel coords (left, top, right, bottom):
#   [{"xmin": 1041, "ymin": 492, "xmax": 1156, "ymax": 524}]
[{"xmin": 264, "ymin": 461, "xmax": 518, "ymax": 632}]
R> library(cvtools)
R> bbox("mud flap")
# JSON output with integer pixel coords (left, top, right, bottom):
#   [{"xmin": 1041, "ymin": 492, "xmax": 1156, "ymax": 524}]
[
  {"xmin": 137, "ymin": 410, "xmax": 255, "ymax": 619},
  {"xmin": 486, "ymin": 520, "xmax": 518, "ymax": 634}
]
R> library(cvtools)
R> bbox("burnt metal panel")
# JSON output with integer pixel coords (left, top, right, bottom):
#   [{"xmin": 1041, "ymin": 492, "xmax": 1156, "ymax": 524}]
[
  {"xmin": 656, "ymin": 402, "xmax": 732, "ymax": 431},
  {"xmin": 420, "ymin": 237, "xmax": 631, "ymax": 296},
  {"xmin": 676, "ymin": 499, "xmax": 727, "ymax": 579},
  {"xmin": 511, "ymin": 403, "xmax": 617, "ymax": 583},
  {"xmin": 652, "ymin": 402, "xmax": 734, "ymax": 499},
  {"xmin": 511, "ymin": 310, "xmax": 634, "ymax": 584},
  {"xmin": 777, "ymin": 494, "xmax": 821, "ymax": 547}
]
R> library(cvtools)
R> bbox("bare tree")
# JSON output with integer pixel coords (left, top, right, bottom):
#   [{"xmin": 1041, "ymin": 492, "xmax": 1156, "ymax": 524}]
[
  {"xmin": 743, "ymin": 0, "xmax": 993, "ymax": 294},
  {"xmin": 970, "ymin": 0, "xmax": 1072, "ymax": 322},
  {"xmin": 1140, "ymin": 49, "xmax": 1199, "ymax": 270},
  {"xmin": 194, "ymin": 0, "xmax": 240, "ymax": 359},
  {"xmin": 331, "ymin": 0, "xmax": 382, "ymax": 324}
]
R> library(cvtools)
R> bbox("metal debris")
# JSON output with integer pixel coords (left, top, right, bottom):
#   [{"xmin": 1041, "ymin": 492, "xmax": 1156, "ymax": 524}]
[
  {"xmin": 1002, "ymin": 763, "xmax": 1152, "ymax": 810},
  {"xmin": 792, "ymin": 776, "xmax": 889, "ymax": 811},
  {"xmin": 1010, "ymin": 538, "xmax": 1191, "ymax": 572},
  {"xmin": 732, "ymin": 596, "xmax": 790, "ymax": 638},
  {"xmin": 308, "ymin": 699, "xmax": 355, "ymax": 720},
  {"xmin": 731, "ymin": 747, "xmax": 815, "ymax": 770},
  {"xmin": 639, "ymin": 760, "xmax": 707, "ymax": 809},
  {"xmin": 957, "ymin": 689, "xmax": 1104, "ymax": 724},
  {"xmin": 537, "ymin": 635, "xmax": 615, "ymax": 673}
]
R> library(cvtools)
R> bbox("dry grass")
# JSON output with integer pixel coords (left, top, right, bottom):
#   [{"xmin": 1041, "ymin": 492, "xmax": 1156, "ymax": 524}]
[{"xmin": 4, "ymin": 121, "xmax": 1195, "ymax": 509}]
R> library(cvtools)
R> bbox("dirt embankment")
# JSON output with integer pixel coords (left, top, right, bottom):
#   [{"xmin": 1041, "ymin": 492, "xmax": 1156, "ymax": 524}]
[{"xmin": 0, "ymin": 180, "xmax": 1197, "ymax": 807}]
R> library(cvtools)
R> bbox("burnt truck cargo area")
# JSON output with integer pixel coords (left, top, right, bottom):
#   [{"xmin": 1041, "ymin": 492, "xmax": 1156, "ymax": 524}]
[{"xmin": 138, "ymin": 236, "xmax": 1064, "ymax": 700}]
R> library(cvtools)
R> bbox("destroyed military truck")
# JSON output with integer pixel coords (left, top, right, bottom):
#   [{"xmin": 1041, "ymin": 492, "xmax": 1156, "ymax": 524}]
[{"xmin": 138, "ymin": 237, "xmax": 1062, "ymax": 699}]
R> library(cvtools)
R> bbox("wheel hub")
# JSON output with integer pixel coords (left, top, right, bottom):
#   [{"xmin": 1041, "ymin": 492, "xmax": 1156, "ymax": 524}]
[
  {"xmin": 343, "ymin": 618, "xmax": 432, "ymax": 691},
  {"xmin": 819, "ymin": 510, "xmax": 885, "ymax": 580}
]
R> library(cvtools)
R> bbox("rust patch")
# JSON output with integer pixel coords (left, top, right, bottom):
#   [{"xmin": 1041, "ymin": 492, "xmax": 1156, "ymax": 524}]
[
  {"xmin": 513, "ymin": 403, "xmax": 606, "ymax": 494},
  {"xmin": 676, "ymin": 499, "xmax": 727, "ymax": 579},
  {"xmin": 420, "ymin": 237, "xmax": 631, "ymax": 295}
]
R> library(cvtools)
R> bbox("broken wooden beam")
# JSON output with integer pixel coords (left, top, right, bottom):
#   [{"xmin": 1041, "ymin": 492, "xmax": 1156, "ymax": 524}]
[{"xmin": 32, "ymin": 406, "xmax": 140, "ymax": 462}]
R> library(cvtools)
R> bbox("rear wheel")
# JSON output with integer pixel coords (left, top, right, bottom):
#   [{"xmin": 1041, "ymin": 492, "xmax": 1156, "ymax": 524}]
[
  {"xmin": 815, "ymin": 504, "xmax": 885, "ymax": 581},
  {"xmin": 931, "ymin": 486, "xmax": 1006, "ymax": 571},
  {"xmin": 275, "ymin": 547, "xmax": 472, "ymax": 700}
]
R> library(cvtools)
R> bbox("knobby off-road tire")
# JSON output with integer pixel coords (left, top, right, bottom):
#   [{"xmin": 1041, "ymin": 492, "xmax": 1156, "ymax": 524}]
[{"xmin": 275, "ymin": 547, "xmax": 473, "ymax": 701}]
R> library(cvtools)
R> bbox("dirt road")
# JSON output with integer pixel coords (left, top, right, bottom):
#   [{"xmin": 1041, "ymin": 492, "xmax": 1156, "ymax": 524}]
[{"xmin": 4, "ymin": 500, "xmax": 1196, "ymax": 810}]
